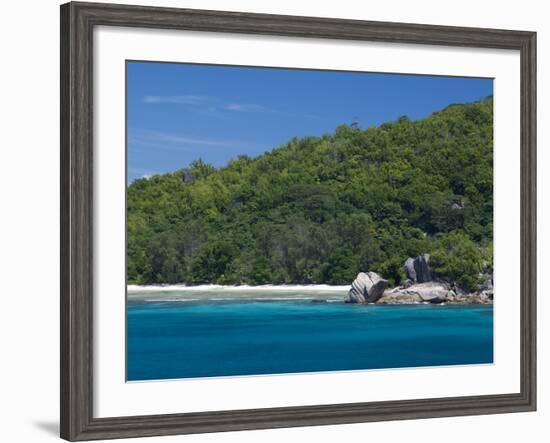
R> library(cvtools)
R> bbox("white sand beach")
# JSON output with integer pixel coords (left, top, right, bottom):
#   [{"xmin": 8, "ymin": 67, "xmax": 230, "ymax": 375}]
[{"xmin": 127, "ymin": 284, "xmax": 349, "ymax": 301}]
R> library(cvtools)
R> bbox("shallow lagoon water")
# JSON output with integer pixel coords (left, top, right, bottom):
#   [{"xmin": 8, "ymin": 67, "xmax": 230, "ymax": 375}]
[{"xmin": 127, "ymin": 290, "xmax": 493, "ymax": 381}]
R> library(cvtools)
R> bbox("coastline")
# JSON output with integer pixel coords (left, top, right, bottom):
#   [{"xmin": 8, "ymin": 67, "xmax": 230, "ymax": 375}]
[
  {"xmin": 127, "ymin": 284, "xmax": 349, "ymax": 302},
  {"xmin": 127, "ymin": 283, "xmax": 492, "ymax": 304},
  {"xmin": 128, "ymin": 284, "xmax": 350, "ymax": 292}
]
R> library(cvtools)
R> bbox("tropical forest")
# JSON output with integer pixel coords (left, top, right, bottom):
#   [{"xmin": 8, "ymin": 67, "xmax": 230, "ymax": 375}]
[{"xmin": 127, "ymin": 96, "xmax": 493, "ymax": 291}]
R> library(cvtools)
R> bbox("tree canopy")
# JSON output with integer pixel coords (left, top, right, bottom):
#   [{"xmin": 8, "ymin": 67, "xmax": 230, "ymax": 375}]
[{"xmin": 128, "ymin": 96, "xmax": 493, "ymax": 290}]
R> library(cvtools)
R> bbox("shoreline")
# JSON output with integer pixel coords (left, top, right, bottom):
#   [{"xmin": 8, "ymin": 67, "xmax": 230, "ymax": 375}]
[
  {"xmin": 127, "ymin": 283, "xmax": 492, "ymax": 305},
  {"xmin": 127, "ymin": 284, "xmax": 349, "ymax": 301},
  {"xmin": 128, "ymin": 283, "xmax": 349, "ymax": 293}
]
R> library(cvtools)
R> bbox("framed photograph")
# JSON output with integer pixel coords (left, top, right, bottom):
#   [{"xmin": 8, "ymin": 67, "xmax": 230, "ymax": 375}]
[{"xmin": 60, "ymin": 1, "xmax": 536, "ymax": 440}]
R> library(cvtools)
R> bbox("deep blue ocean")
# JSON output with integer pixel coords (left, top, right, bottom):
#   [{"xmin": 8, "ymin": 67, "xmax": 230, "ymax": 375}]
[{"xmin": 127, "ymin": 298, "xmax": 493, "ymax": 381}]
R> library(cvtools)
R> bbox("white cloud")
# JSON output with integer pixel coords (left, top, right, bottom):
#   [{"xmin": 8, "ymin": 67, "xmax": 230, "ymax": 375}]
[
  {"xmin": 147, "ymin": 132, "xmax": 237, "ymax": 147},
  {"xmin": 127, "ymin": 167, "xmax": 159, "ymax": 179},
  {"xmin": 128, "ymin": 129, "xmax": 255, "ymax": 151},
  {"xmin": 142, "ymin": 94, "xmax": 319, "ymax": 119},
  {"xmin": 143, "ymin": 95, "xmax": 212, "ymax": 105},
  {"xmin": 223, "ymin": 103, "xmax": 265, "ymax": 112}
]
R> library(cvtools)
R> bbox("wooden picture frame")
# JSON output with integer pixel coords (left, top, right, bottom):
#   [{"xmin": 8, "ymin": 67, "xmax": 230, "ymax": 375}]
[{"xmin": 60, "ymin": 1, "xmax": 536, "ymax": 440}]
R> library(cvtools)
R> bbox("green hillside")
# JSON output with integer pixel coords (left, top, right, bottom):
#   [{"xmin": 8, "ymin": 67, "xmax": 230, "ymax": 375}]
[{"xmin": 127, "ymin": 97, "xmax": 493, "ymax": 290}]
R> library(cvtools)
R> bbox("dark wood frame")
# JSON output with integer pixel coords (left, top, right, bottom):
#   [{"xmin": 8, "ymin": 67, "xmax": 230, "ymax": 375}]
[{"xmin": 60, "ymin": 1, "xmax": 537, "ymax": 440}]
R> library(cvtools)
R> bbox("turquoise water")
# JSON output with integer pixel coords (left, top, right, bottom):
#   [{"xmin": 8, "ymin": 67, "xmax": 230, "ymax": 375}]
[{"xmin": 127, "ymin": 299, "xmax": 493, "ymax": 381}]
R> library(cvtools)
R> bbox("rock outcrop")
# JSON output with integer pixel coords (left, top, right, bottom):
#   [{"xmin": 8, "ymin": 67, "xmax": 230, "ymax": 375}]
[
  {"xmin": 414, "ymin": 254, "xmax": 432, "ymax": 283},
  {"xmin": 376, "ymin": 281, "xmax": 493, "ymax": 305},
  {"xmin": 446, "ymin": 289, "xmax": 493, "ymax": 304},
  {"xmin": 404, "ymin": 257, "xmax": 416, "ymax": 282},
  {"xmin": 345, "ymin": 261, "xmax": 493, "ymax": 305},
  {"xmin": 347, "ymin": 272, "xmax": 388, "ymax": 303},
  {"xmin": 377, "ymin": 288, "xmax": 422, "ymax": 304},
  {"xmin": 404, "ymin": 254, "xmax": 432, "ymax": 283},
  {"xmin": 378, "ymin": 281, "xmax": 452, "ymax": 304},
  {"xmin": 479, "ymin": 277, "xmax": 493, "ymax": 291},
  {"xmin": 181, "ymin": 170, "xmax": 195, "ymax": 183}
]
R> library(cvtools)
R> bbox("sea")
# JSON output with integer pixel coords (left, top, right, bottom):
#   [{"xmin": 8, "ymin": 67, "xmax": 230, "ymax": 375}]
[{"xmin": 127, "ymin": 286, "xmax": 493, "ymax": 381}]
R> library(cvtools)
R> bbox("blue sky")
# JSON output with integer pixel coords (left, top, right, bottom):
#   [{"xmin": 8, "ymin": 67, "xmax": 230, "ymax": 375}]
[{"xmin": 127, "ymin": 61, "xmax": 493, "ymax": 182}]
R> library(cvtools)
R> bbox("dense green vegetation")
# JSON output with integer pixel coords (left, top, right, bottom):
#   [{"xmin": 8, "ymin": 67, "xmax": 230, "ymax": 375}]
[{"xmin": 128, "ymin": 97, "xmax": 493, "ymax": 290}]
